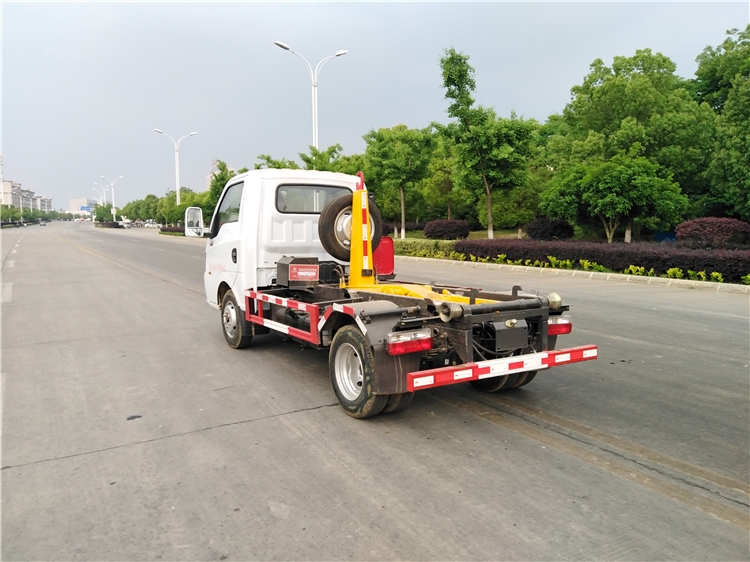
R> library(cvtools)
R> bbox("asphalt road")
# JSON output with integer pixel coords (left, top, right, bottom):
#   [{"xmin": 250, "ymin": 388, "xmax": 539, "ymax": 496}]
[{"xmin": 2, "ymin": 221, "xmax": 748, "ymax": 561}]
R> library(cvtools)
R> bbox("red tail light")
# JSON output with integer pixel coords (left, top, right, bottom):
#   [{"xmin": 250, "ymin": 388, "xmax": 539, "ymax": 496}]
[
  {"xmin": 548, "ymin": 316, "xmax": 572, "ymax": 336},
  {"xmin": 386, "ymin": 328, "xmax": 433, "ymax": 355}
]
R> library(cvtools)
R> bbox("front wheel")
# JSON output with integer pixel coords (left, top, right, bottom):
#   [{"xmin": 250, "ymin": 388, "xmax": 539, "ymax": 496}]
[
  {"xmin": 329, "ymin": 326, "xmax": 387, "ymax": 418},
  {"xmin": 221, "ymin": 290, "xmax": 253, "ymax": 349}
]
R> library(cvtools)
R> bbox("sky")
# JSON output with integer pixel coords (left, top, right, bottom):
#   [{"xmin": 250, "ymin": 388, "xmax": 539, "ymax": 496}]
[{"xmin": 3, "ymin": 2, "xmax": 748, "ymax": 212}]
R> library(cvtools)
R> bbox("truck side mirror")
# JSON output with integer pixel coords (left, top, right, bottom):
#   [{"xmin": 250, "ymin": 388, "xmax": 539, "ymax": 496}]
[{"xmin": 184, "ymin": 207, "xmax": 205, "ymax": 237}]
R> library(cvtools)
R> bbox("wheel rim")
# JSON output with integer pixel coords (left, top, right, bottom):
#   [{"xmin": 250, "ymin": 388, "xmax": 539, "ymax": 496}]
[
  {"xmin": 334, "ymin": 342, "xmax": 364, "ymax": 401},
  {"xmin": 222, "ymin": 300, "xmax": 238, "ymax": 339},
  {"xmin": 333, "ymin": 208, "xmax": 375, "ymax": 251}
]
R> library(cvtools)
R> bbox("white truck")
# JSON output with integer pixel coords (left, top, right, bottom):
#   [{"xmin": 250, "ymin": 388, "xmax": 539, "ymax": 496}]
[{"xmin": 195, "ymin": 169, "xmax": 598, "ymax": 418}]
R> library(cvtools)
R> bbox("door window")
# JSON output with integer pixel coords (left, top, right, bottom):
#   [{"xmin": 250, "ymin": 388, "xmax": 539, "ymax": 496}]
[{"xmin": 214, "ymin": 182, "xmax": 244, "ymax": 235}]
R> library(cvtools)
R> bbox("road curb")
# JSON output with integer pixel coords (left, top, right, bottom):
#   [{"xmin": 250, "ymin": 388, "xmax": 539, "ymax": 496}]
[{"xmin": 395, "ymin": 256, "xmax": 750, "ymax": 293}]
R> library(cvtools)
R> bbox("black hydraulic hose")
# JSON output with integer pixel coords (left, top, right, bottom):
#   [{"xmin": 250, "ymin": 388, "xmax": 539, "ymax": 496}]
[{"xmin": 461, "ymin": 297, "xmax": 548, "ymax": 317}]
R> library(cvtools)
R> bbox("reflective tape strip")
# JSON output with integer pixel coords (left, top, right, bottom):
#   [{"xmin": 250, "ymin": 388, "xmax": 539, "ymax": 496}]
[
  {"xmin": 248, "ymin": 291, "xmax": 318, "ymax": 314},
  {"xmin": 413, "ymin": 375, "xmax": 434, "ymax": 388},
  {"xmin": 406, "ymin": 344, "xmax": 598, "ymax": 392},
  {"xmin": 320, "ymin": 303, "xmax": 368, "ymax": 335}
]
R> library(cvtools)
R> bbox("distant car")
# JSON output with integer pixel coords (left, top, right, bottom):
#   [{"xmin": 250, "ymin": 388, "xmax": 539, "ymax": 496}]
[{"xmin": 39, "ymin": 221, "xmax": 46, "ymax": 226}]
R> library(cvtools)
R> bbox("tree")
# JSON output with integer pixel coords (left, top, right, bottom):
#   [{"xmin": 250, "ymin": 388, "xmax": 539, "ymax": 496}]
[
  {"xmin": 693, "ymin": 25, "xmax": 750, "ymax": 113},
  {"xmin": 541, "ymin": 147, "xmax": 688, "ymax": 243},
  {"xmin": 1, "ymin": 205, "xmax": 21, "ymax": 223},
  {"xmin": 254, "ymin": 154, "xmax": 300, "ymax": 170},
  {"xmin": 363, "ymin": 125, "xmax": 433, "ymax": 238},
  {"xmin": 94, "ymin": 204, "xmax": 113, "ymax": 222},
  {"xmin": 552, "ymin": 49, "xmax": 716, "ymax": 211},
  {"xmin": 439, "ymin": 48, "xmax": 537, "ymax": 238},
  {"xmin": 419, "ymin": 133, "xmax": 474, "ymax": 221},
  {"xmin": 208, "ymin": 160, "xmax": 244, "ymax": 211},
  {"xmin": 299, "ymin": 144, "xmax": 343, "ymax": 171},
  {"xmin": 708, "ymin": 75, "xmax": 750, "ymax": 220}
]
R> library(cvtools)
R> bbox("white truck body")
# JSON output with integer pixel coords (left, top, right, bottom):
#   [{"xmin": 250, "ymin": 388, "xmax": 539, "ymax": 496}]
[
  {"xmin": 202, "ymin": 168, "xmax": 598, "ymax": 419},
  {"xmin": 204, "ymin": 169, "xmax": 359, "ymax": 311}
]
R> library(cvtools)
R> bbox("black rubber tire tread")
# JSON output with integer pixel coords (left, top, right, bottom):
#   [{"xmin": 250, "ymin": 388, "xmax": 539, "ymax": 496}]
[
  {"xmin": 512, "ymin": 371, "xmax": 537, "ymax": 388},
  {"xmin": 329, "ymin": 326, "xmax": 387, "ymax": 419},
  {"xmin": 221, "ymin": 290, "xmax": 253, "ymax": 349},
  {"xmin": 469, "ymin": 374, "xmax": 518, "ymax": 393},
  {"xmin": 381, "ymin": 392, "xmax": 414, "ymax": 414},
  {"xmin": 318, "ymin": 194, "xmax": 383, "ymax": 262}
]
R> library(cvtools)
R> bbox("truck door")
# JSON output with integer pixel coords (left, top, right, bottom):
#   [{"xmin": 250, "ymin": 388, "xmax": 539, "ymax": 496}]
[{"xmin": 204, "ymin": 181, "xmax": 244, "ymax": 307}]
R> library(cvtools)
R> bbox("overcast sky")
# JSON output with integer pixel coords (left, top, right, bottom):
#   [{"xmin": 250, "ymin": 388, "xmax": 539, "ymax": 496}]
[{"xmin": 3, "ymin": 2, "xmax": 748, "ymax": 211}]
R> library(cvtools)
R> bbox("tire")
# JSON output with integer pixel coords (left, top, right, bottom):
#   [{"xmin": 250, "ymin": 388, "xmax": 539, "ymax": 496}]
[
  {"xmin": 510, "ymin": 371, "xmax": 536, "ymax": 388},
  {"xmin": 318, "ymin": 194, "xmax": 383, "ymax": 262},
  {"xmin": 221, "ymin": 290, "xmax": 253, "ymax": 349},
  {"xmin": 469, "ymin": 374, "xmax": 518, "ymax": 393},
  {"xmin": 329, "ymin": 325, "xmax": 387, "ymax": 418},
  {"xmin": 381, "ymin": 392, "xmax": 414, "ymax": 414}
]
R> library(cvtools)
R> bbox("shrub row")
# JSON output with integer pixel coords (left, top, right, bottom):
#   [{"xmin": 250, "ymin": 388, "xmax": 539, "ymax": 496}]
[
  {"xmin": 96, "ymin": 221, "xmax": 122, "ymax": 228},
  {"xmin": 675, "ymin": 217, "xmax": 750, "ymax": 249},
  {"xmin": 525, "ymin": 217, "xmax": 575, "ymax": 240},
  {"xmin": 159, "ymin": 226, "xmax": 184, "ymax": 233},
  {"xmin": 393, "ymin": 238, "xmax": 750, "ymax": 283},
  {"xmin": 423, "ymin": 219, "xmax": 470, "ymax": 240}
]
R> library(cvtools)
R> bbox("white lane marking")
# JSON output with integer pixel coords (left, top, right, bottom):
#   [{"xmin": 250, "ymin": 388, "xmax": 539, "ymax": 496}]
[
  {"xmin": 7, "ymin": 260, "xmax": 14, "ymax": 268},
  {"xmin": 11, "ymin": 250, "xmax": 17, "ymax": 254},
  {"xmin": 2, "ymin": 283, "xmax": 12, "ymax": 302}
]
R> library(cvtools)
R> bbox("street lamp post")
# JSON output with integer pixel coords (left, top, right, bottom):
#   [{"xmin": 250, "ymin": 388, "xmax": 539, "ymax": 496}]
[
  {"xmin": 154, "ymin": 129, "xmax": 197, "ymax": 206},
  {"xmin": 93, "ymin": 183, "xmax": 108, "ymax": 205},
  {"xmin": 273, "ymin": 41, "xmax": 348, "ymax": 149},
  {"xmin": 100, "ymin": 175, "xmax": 123, "ymax": 220}
]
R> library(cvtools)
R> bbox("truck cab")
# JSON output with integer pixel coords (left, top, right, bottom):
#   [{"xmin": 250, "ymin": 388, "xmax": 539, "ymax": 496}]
[{"xmin": 204, "ymin": 169, "xmax": 360, "ymax": 311}]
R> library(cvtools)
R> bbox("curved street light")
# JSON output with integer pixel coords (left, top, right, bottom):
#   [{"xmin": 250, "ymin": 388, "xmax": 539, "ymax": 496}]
[
  {"xmin": 100, "ymin": 175, "xmax": 123, "ymax": 220},
  {"xmin": 274, "ymin": 41, "xmax": 348, "ymax": 149},
  {"xmin": 93, "ymin": 183, "xmax": 108, "ymax": 205},
  {"xmin": 154, "ymin": 129, "xmax": 197, "ymax": 206}
]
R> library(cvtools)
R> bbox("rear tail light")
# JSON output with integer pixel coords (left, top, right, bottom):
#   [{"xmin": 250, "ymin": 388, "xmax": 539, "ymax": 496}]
[
  {"xmin": 386, "ymin": 328, "xmax": 433, "ymax": 355},
  {"xmin": 548, "ymin": 316, "xmax": 572, "ymax": 336}
]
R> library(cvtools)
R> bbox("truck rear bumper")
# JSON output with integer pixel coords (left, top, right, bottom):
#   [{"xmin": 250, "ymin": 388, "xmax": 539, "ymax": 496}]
[{"xmin": 407, "ymin": 345, "xmax": 598, "ymax": 392}]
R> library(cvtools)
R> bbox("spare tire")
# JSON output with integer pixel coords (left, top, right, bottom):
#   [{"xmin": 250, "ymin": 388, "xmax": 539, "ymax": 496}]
[{"xmin": 318, "ymin": 193, "xmax": 383, "ymax": 262}]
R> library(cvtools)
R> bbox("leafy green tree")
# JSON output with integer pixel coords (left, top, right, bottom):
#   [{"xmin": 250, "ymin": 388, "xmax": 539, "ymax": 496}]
[
  {"xmin": 254, "ymin": 154, "xmax": 300, "ymax": 170},
  {"xmin": 693, "ymin": 25, "xmax": 750, "ymax": 113},
  {"xmin": 419, "ymin": 133, "xmax": 474, "ymax": 221},
  {"xmin": 299, "ymin": 144, "xmax": 344, "ymax": 171},
  {"xmin": 541, "ymin": 147, "xmax": 688, "ymax": 243},
  {"xmin": 208, "ymin": 161, "xmax": 242, "ymax": 210},
  {"xmin": 329, "ymin": 153, "xmax": 364, "ymax": 176},
  {"xmin": 363, "ymin": 124, "xmax": 434, "ymax": 238},
  {"xmin": 1, "ymin": 205, "xmax": 21, "ymax": 223},
  {"xmin": 551, "ymin": 49, "xmax": 716, "ymax": 212},
  {"xmin": 708, "ymin": 75, "xmax": 750, "ymax": 220},
  {"xmin": 439, "ymin": 48, "xmax": 537, "ymax": 238},
  {"xmin": 94, "ymin": 204, "xmax": 113, "ymax": 222}
]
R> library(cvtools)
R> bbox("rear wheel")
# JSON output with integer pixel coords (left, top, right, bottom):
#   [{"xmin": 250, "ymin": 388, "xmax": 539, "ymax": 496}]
[
  {"xmin": 381, "ymin": 392, "xmax": 414, "ymax": 414},
  {"xmin": 469, "ymin": 374, "xmax": 518, "ymax": 393},
  {"xmin": 509, "ymin": 371, "xmax": 536, "ymax": 388},
  {"xmin": 329, "ymin": 326, "xmax": 387, "ymax": 418},
  {"xmin": 221, "ymin": 290, "xmax": 252, "ymax": 349}
]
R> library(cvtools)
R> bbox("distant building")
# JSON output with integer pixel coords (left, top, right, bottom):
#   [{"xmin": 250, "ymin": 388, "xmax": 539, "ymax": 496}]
[
  {"xmin": 69, "ymin": 197, "xmax": 98, "ymax": 216},
  {"xmin": 1, "ymin": 180, "xmax": 51, "ymax": 212}
]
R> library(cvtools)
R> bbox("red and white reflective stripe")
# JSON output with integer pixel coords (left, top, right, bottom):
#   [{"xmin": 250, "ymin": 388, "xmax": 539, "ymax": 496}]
[
  {"xmin": 406, "ymin": 345, "xmax": 598, "ymax": 392},
  {"xmin": 317, "ymin": 302, "xmax": 367, "ymax": 334},
  {"xmin": 248, "ymin": 291, "xmax": 318, "ymax": 314},
  {"xmin": 361, "ymin": 195, "xmax": 370, "ymax": 270},
  {"xmin": 245, "ymin": 290, "xmax": 320, "ymax": 345}
]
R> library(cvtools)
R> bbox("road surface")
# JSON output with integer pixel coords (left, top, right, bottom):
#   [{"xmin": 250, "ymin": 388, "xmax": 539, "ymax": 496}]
[{"xmin": 2, "ymin": 222, "xmax": 748, "ymax": 560}]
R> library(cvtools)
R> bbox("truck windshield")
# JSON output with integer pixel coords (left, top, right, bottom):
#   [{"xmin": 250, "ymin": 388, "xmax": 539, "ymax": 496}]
[{"xmin": 277, "ymin": 185, "xmax": 349, "ymax": 214}]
